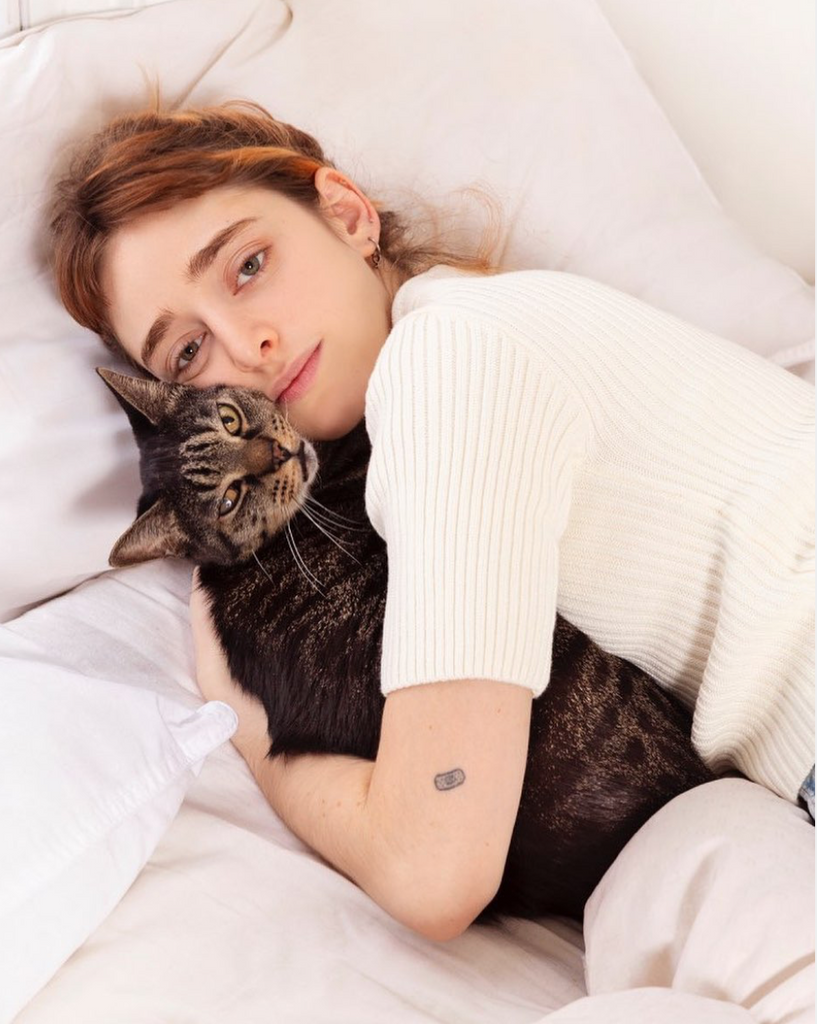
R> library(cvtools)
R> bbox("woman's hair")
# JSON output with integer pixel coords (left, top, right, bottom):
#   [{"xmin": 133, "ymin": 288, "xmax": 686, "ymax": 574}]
[{"xmin": 49, "ymin": 100, "xmax": 503, "ymax": 372}]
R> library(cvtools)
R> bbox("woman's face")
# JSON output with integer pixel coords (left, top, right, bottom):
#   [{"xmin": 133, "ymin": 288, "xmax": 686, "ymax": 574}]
[{"xmin": 101, "ymin": 173, "xmax": 402, "ymax": 440}]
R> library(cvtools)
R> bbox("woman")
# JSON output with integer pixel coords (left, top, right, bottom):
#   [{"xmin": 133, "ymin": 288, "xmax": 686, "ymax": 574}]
[{"xmin": 49, "ymin": 102, "xmax": 814, "ymax": 956}]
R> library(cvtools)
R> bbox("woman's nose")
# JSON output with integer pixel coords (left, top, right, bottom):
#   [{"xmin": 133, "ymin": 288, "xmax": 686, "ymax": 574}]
[{"xmin": 222, "ymin": 329, "xmax": 280, "ymax": 372}]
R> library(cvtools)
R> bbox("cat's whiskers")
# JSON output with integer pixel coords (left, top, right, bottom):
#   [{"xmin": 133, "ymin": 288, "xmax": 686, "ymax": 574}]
[
  {"xmin": 305, "ymin": 495, "xmax": 366, "ymax": 530},
  {"xmin": 298, "ymin": 504, "xmax": 361, "ymax": 565},
  {"xmin": 284, "ymin": 520, "xmax": 326, "ymax": 596},
  {"xmin": 252, "ymin": 550, "xmax": 276, "ymax": 586}
]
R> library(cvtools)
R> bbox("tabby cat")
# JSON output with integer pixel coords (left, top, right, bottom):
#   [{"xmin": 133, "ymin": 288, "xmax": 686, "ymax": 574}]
[{"xmin": 99, "ymin": 367, "xmax": 714, "ymax": 923}]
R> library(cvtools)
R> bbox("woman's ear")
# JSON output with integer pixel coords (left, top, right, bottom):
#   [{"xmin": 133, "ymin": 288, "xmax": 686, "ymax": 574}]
[{"xmin": 314, "ymin": 166, "xmax": 380, "ymax": 255}]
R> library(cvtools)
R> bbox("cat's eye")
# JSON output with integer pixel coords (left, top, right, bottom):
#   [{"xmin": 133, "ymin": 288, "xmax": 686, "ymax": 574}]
[
  {"xmin": 218, "ymin": 403, "xmax": 242, "ymax": 436},
  {"xmin": 218, "ymin": 484, "xmax": 242, "ymax": 518}
]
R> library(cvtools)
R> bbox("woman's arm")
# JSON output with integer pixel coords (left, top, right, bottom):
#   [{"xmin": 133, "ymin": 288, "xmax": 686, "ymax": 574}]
[{"xmin": 190, "ymin": 575, "xmax": 532, "ymax": 941}]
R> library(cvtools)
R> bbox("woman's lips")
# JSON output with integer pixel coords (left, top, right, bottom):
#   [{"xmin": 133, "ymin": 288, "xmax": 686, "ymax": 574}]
[{"xmin": 277, "ymin": 342, "xmax": 322, "ymax": 404}]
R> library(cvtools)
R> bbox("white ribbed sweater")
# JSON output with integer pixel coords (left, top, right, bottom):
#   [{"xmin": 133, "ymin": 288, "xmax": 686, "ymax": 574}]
[{"xmin": 363, "ymin": 267, "xmax": 815, "ymax": 801}]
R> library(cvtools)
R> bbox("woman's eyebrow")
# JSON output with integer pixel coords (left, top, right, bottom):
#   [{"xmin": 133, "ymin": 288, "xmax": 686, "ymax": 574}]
[
  {"xmin": 142, "ymin": 310, "xmax": 175, "ymax": 371},
  {"xmin": 186, "ymin": 217, "xmax": 258, "ymax": 282},
  {"xmin": 140, "ymin": 216, "xmax": 259, "ymax": 369}
]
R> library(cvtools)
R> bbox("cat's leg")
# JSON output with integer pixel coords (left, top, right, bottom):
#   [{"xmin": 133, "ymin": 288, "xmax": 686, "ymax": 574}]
[{"xmin": 577, "ymin": 778, "xmax": 814, "ymax": 1024}]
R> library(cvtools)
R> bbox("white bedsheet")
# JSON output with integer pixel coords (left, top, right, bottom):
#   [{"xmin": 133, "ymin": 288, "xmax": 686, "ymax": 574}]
[
  {"xmin": 16, "ymin": 802, "xmax": 585, "ymax": 1023},
  {"xmin": 15, "ymin": 799, "xmax": 586, "ymax": 1023}
]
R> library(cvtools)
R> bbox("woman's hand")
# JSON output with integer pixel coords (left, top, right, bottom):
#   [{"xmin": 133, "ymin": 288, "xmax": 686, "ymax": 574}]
[{"xmin": 189, "ymin": 568, "xmax": 271, "ymax": 764}]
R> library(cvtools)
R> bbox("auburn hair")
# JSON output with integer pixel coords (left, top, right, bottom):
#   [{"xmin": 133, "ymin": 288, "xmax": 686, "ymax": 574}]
[{"xmin": 49, "ymin": 100, "xmax": 502, "ymax": 371}]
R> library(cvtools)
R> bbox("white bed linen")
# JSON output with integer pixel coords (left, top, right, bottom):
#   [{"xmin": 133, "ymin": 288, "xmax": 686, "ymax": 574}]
[
  {"xmin": 0, "ymin": 633, "xmax": 236, "ymax": 1023},
  {"xmin": 14, "ymin": 800, "xmax": 585, "ymax": 1023},
  {"xmin": 583, "ymin": 780, "xmax": 815, "ymax": 1024}
]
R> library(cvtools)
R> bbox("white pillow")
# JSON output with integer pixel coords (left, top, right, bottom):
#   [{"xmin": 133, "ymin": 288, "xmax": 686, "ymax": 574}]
[
  {"xmin": 0, "ymin": 0, "xmax": 812, "ymax": 621},
  {"xmin": 0, "ymin": 624, "xmax": 237, "ymax": 1023}
]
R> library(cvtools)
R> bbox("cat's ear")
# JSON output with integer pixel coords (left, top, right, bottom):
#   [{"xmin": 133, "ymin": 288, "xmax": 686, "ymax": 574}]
[
  {"xmin": 96, "ymin": 367, "xmax": 177, "ymax": 428},
  {"xmin": 109, "ymin": 498, "xmax": 188, "ymax": 566}
]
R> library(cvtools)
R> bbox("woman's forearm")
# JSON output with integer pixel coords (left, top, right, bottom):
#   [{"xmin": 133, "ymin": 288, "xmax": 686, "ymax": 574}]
[
  {"xmin": 190, "ymin": 578, "xmax": 509, "ymax": 939},
  {"xmin": 242, "ymin": 741, "xmax": 378, "ymax": 886},
  {"xmin": 240, "ymin": 741, "xmax": 471, "ymax": 939},
  {"xmin": 235, "ymin": 679, "xmax": 529, "ymax": 943}
]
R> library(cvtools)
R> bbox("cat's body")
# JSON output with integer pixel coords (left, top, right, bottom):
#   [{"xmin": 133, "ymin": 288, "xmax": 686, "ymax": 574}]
[{"xmin": 100, "ymin": 369, "xmax": 715, "ymax": 923}]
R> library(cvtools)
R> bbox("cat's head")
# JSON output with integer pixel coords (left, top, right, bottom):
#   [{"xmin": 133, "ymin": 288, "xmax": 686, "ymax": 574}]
[{"xmin": 98, "ymin": 368, "xmax": 319, "ymax": 568}]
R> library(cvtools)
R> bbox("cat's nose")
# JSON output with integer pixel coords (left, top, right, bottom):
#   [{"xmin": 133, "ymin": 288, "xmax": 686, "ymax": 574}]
[{"xmin": 242, "ymin": 437, "xmax": 293, "ymax": 476}]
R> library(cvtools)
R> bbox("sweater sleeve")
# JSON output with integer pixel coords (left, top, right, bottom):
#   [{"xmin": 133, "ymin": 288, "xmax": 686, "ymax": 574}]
[{"xmin": 364, "ymin": 307, "xmax": 589, "ymax": 698}]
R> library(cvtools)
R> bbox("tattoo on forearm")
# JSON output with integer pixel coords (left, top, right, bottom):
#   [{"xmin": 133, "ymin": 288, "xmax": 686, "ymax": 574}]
[{"xmin": 434, "ymin": 768, "xmax": 466, "ymax": 791}]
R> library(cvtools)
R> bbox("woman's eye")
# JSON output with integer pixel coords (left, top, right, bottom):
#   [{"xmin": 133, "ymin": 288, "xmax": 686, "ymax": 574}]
[
  {"xmin": 218, "ymin": 403, "xmax": 242, "ymax": 435},
  {"xmin": 176, "ymin": 336, "xmax": 203, "ymax": 374},
  {"xmin": 218, "ymin": 484, "xmax": 241, "ymax": 517},
  {"xmin": 236, "ymin": 250, "xmax": 266, "ymax": 287}
]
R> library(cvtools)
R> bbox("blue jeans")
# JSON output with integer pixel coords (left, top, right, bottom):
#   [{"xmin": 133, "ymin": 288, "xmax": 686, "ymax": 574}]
[{"xmin": 799, "ymin": 765, "xmax": 815, "ymax": 822}]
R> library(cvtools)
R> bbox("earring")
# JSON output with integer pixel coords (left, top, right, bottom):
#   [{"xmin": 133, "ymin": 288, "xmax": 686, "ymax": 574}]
[{"xmin": 367, "ymin": 237, "xmax": 382, "ymax": 269}]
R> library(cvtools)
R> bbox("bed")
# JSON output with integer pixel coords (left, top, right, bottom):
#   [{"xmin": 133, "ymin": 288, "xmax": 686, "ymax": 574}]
[{"xmin": 1, "ymin": 1, "xmax": 813, "ymax": 1021}]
